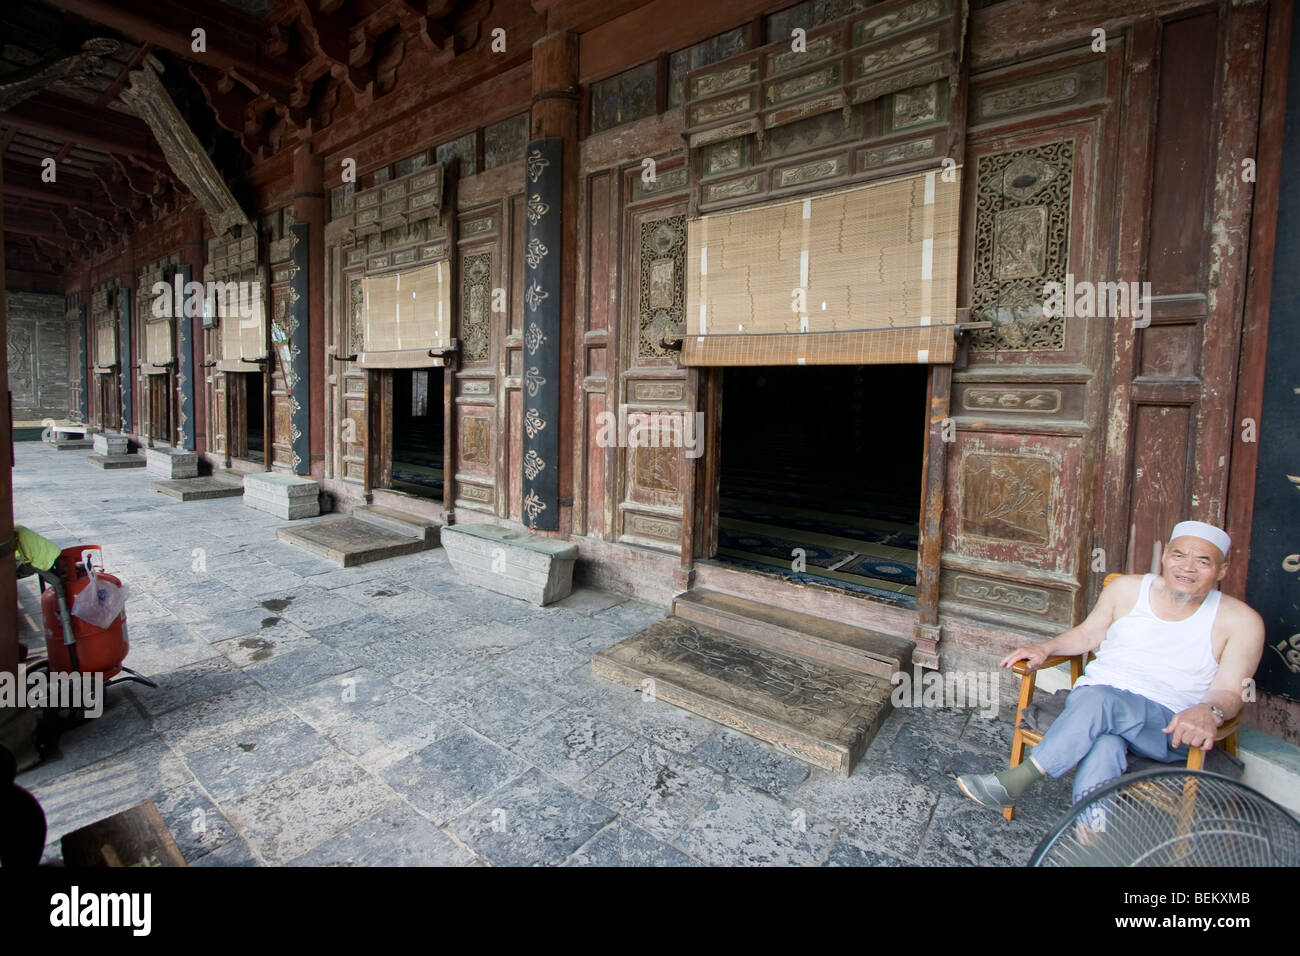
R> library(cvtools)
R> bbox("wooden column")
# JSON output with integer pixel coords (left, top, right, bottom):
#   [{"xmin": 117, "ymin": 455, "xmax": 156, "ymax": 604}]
[
  {"xmin": 180, "ymin": 207, "xmax": 206, "ymax": 452},
  {"xmin": 912, "ymin": 364, "xmax": 951, "ymax": 668},
  {"xmin": 531, "ymin": 31, "xmax": 579, "ymax": 537},
  {"xmin": 0, "ymin": 154, "xmax": 17, "ymax": 683},
  {"xmin": 293, "ymin": 143, "xmax": 326, "ymax": 479}
]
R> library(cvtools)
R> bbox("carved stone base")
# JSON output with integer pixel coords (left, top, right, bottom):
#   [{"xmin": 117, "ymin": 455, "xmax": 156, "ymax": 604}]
[
  {"xmin": 146, "ymin": 446, "xmax": 198, "ymax": 479},
  {"xmin": 672, "ymin": 566, "xmax": 696, "ymax": 593},
  {"xmin": 441, "ymin": 523, "xmax": 578, "ymax": 605},
  {"xmin": 92, "ymin": 433, "xmax": 128, "ymax": 456},
  {"xmin": 243, "ymin": 472, "xmax": 321, "ymax": 520},
  {"xmin": 912, "ymin": 621, "xmax": 942, "ymax": 669}
]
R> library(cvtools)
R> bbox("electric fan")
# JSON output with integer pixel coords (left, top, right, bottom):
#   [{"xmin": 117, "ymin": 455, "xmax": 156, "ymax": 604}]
[{"xmin": 1029, "ymin": 768, "xmax": 1300, "ymax": 867}]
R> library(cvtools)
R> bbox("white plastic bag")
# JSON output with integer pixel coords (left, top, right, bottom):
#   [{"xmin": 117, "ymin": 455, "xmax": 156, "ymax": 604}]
[{"xmin": 71, "ymin": 565, "xmax": 129, "ymax": 629}]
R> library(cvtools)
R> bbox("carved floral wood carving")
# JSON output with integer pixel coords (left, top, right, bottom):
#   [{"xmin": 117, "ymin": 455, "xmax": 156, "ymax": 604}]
[
  {"xmin": 970, "ymin": 140, "xmax": 1073, "ymax": 351},
  {"xmin": 638, "ymin": 215, "xmax": 686, "ymax": 359},
  {"xmin": 460, "ymin": 252, "xmax": 492, "ymax": 362},
  {"xmin": 961, "ymin": 453, "xmax": 1052, "ymax": 545}
]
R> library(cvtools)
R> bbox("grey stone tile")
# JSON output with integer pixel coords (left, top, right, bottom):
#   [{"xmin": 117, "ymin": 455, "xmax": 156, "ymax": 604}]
[
  {"xmin": 324, "ymin": 694, "xmax": 461, "ymax": 771},
  {"xmin": 152, "ymin": 683, "xmax": 288, "ymax": 753},
  {"xmin": 128, "ymin": 656, "xmax": 256, "ymax": 717},
  {"xmin": 590, "ymin": 600, "xmax": 666, "ymax": 635},
  {"xmin": 959, "ymin": 712, "xmax": 1016, "ymax": 753},
  {"xmin": 242, "ymin": 640, "xmax": 360, "ymax": 694},
  {"xmin": 551, "ymin": 588, "xmax": 629, "ymax": 617},
  {"xmin": 309, "ymin": 615, "xmax": 408, "ymax": 652},
  {"xmin": 885, "ymin": 721, "xmax": 987, "ymax": 792},
  {"xmin": 503, "ymin": 705, "xmax": 637, "ymax": 785},
  {"xmin": 565, "ymin": 819, "xmax": 698, "ymax": 867},
  {"xmin": 183, "ymin": 714, "xmax": 334, "ymax": 803},
  {"xmin": 190, "ymin": 836, "xmax": 264, "ymax": 866},
  {"xmin": 18, "ymin": 695, "xmax": 157, "ymax": 787},
  {"xmin": 183, "ymin": 607, "xmax": 285, "ymax": 644},
  {"xmin": 610, "ymin": 698, "xmax": 719, "ymax": 755},
  {"xmin": 447, "ymin": 767, "xmax": 616, "ymax": 867},
  {"xmin": 546, "ymin": 662, "xmax": 637, "ymax": 718},
  {"xmin": 493, "ymin": 639, "xmax": 591, "ymax": 690},
  {"xmin": 674, "ymin": 779, "xmax": 838, "ymax": 867},
  {"xmin": 213, "ymin": 622, "xmax": 316, "ymax": 668},
  {"xmin": 506, "ymin": 609, "xmax": 607, "ymax": 644},
  {"xmin": 792, "ymin": 763, "xmax": 940, "ymax": 855},
  {"xmin": 25, "ymin": 738, "xmax": 194, "ymax": 843},
  {"xmin": 920, "ymin": 792, "xmax": 1044, "ymax": 867},
  {"xmin": 690, "ymin": 728, "xmax": 811, "ymax": 799},
  {"xmin": 253, "ymin": 586, "xmax": 370, "ymax": 631},
  {"xmin": 282, "ymin": 667, "xmax": 408, "ymax": 731},
  {"xmin": 572, "ymin": 625, "xmax": 636, "ymax": 655},
  {"xmin": 379, "ymin": 727, "xmax": 530, "ymax": 825},
  {"xmin": 395, "ymin": 656, "xmax": 501, "ymax": 706},
  {"xmin": 153, "ymin": 782, "xmax": 237, "ymax": 863},
  {"xmin": 286, "ymin": 801, "xmax": 475, "ymax": 867},
  {"xmin": 299, "ymin": 565, "xmax": 391, "ymax": 590},
  {"xmin": 825, "ymin": 830, "xmax": 913, "ymax": 867},
  {"xmin": 580, "ymin": 743, "xmax": 724, "ymax": 840},
  {"xmin": 351, "ymin": 632, "xmax": 443, "ymax": 676},
  {"xmin": 222, "ymin": 753, "xmax": 397, "ymax": 864},
  {"xmin": 440, "ymin": 675, "xmax": 566, "ymax": 740},
  {"xmin": 441, "ymin": 621, "xmax": 537, "ymax": 660}
]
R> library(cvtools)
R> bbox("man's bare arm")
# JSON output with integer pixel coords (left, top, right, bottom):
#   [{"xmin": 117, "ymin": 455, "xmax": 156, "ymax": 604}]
[
  {"xmin": 1165, "ymin": 604, "xmax": 1266, "ymax": 749},
  {"xmin": 1000, "ymin": 576, "xmax": 1130, "ymax": 669}
]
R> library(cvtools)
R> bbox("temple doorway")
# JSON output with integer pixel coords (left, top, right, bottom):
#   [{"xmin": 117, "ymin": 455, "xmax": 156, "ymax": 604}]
[
  {"xmin": 388, "ymin": 367, "xmax": 444, "ymax": 499},
  {"xmin": 710, "ymin": 363, "xmax": 926, "ymax": 605}
]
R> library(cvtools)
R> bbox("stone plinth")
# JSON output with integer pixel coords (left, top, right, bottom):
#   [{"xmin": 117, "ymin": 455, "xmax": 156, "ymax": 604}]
[
  {"xmin": 441, "ymin": 523, "xmax": 578, "ymax": 606},
  {"xmin": 87, "ymin": 454, "xmax": 145, "ymax": 469},
  {"xmin": 146, "ymin": 446, "xmax": 199, "ymax": 479},
  {"xmin": 93, "ymin": 433, "xmax": 129, "ymax": 456},
  {"xmin": 243, "ymin": 472, "xmax": 320, "ymax": 520}
]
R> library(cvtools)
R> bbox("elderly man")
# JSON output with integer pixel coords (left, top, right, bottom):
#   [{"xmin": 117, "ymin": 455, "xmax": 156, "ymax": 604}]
[{"xmin": 957, "ymin": 520, "xmax": 1264, "ymax": 813}]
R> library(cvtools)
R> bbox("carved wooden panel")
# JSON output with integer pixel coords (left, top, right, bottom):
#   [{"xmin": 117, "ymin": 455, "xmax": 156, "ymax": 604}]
[
  {"xmin": 460, "ymin": 251, "xmax": 493, "ymax": 363},
  {"xmin": 460, "ymin": 415, "xmax": 492, "ymax": 475},
  {"xmin": 960, "ymin": 453, "xmax": 1052, "ymax": 545},
  {"xmin": 637, "ymin": 215, "xmax": 686, "ymax": 361},
  {"xmin": 968, "ymin": 140, "xmax": 1073, "ymax": 351}
]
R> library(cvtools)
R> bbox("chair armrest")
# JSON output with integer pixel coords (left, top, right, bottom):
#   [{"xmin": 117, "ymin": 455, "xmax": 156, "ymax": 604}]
[
  {"xmin": 1010, "ymin": 655, "xmax": 1080, "ymax": 677},
  {"xmin": 1214, "ymin": 713, "xmax": 1242, "ymax": 743}
]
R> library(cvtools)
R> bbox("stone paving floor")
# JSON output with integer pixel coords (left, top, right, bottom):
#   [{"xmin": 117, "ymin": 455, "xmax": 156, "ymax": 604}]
[{"xmin": 11, "ymin": 443, "xmax": 1074, "ymax": 866}]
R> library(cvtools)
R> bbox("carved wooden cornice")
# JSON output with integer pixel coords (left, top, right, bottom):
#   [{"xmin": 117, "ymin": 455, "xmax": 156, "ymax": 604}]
[
  {"xmin": 0, "ymin": 38, "xmax": 120, "ymax": 112},
  {"xmin": 119, "ymin": 59, "xmax": 251, "ymax": 239}
]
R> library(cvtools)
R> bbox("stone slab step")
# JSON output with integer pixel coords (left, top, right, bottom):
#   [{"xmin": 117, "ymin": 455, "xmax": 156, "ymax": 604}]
[
  {"xmin": 152, "ymin": 475, "xmax": 245, "ymax": 501},
  {"xmin": 243, "ymin": 472, "xmax": 320, "ymax": 520},
  {"xmin": 87, "ymin": 454, "xmax": 146, "ymax": 469},
  {"xmin": 592, "ymin": 617, "xmax": 894, "ymax": 775},
  {"xmin": 146, "ymin": 446, "xmax": 198, "ymax": 479},
  {"xmin": 277, "ymin": 516, "xmax": 426, "ymax": 567},
  {"xmin": 672, "ymin": 588, "xmax": 913, "ymax": 681},
  {"xmin": 54, "ymin": 439, "xmax": 93, "ymax": 450},
  {"xmin": 441, "ymin": 523, "xmax": 578, "ymax": 605},
  {"xmin": 353, "ymin": 505, "xmax": 440, "ymax": 547}
]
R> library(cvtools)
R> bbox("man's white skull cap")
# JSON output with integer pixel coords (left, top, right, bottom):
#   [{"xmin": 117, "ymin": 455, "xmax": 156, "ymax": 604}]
[{"xmin": 1169, "ymin": 520, "xmax": 1230, "ymax": 558}]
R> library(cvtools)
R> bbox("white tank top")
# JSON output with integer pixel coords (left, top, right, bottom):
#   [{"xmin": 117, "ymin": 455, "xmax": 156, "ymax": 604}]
[{"xmin": 1073, "ymin": 574, "xmax": 1222, "ymax": 714}]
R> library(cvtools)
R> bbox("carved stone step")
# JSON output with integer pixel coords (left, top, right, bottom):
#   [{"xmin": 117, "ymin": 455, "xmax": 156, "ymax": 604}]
[
  {"xmin": 146, "ymin": 446, "xmax": 199, "ymax": 479},
  {"xmin": 441, "ymin": 523, "xmax": 578, "ymax": 605},
  {"xmin": 277, "ymin": 516, "xmax": 426, "ymax": 567},
  {"xmin": 672, "ymin": 589, "xmax": 912, "ymax": 681},
  {"xmin": 152, "ymin": 475, "xmax": 244, "ymax": 501},
  {"xmin": 242, "ymin": 472, "xmax": 320, "ymax": 520},
  {"xmin": 593, "ymin": 618, "xmax": 893, "ymax": 775},
  {"xmin": 92, "ymin": 433, "xmax": 129, "ymax": 456},
  {"xmin": 87, "ymin": 454, "xmax": 146, "ymax": 469},
  {"xmin": 353, "ymin": 506, "xmax": 441, "ymax": 547}
]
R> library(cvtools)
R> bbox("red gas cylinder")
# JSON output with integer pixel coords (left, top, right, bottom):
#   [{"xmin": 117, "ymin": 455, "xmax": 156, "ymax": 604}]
[{"xmin": 41, "ymin": 545, "xmax": 130, "ymax": 680}]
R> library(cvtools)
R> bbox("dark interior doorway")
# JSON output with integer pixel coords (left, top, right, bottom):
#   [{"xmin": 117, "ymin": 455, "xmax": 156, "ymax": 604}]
[
  {"xmin": 244, "ymin": 371, "xmax": 264, "ymax": 464},
  {"xmin": 390, "ymin": 367, "xmax": 444, "ymax": 498},
  {"xmin": 714, "ymin": 364, "xmax": 927, "ymax": 604}
]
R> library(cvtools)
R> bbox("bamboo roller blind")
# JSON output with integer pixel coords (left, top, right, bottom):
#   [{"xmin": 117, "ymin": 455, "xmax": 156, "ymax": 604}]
[
  {"xmin": 94, "ymin": 318, "xmax": 117, "ymax": 371},
  {"xmin": 360, "ymin": 261, "xmax": 451, "ymax": 368},
  {"xmin": 217, "ymin": 287, "xmax": 268, "ymax": 373},
  {"xmin": 143, "ymin": 318, "xmax": 173, "ymax": 373},
  {"xmin": 684, "ymin": 167, "xmax": 961, "ymax": 366}
]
